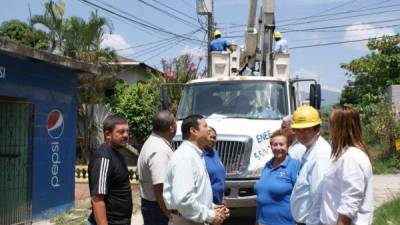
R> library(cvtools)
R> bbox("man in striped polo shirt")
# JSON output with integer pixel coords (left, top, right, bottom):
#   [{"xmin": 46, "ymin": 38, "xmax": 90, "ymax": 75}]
[{"xmin": 88, "ymin": 115, "xmax": 132, "ymax": 225}]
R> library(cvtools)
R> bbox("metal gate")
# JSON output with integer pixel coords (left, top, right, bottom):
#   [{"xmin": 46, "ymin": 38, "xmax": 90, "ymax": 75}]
[{"xmin": 0, "ymin": 101, "xmax": 34, "ymax": 225}]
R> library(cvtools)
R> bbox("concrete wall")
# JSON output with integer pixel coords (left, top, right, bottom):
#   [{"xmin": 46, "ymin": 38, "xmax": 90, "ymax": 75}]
[{"xmin": 0, "ymin": 52, "xmax": 78, "ymax": 220}]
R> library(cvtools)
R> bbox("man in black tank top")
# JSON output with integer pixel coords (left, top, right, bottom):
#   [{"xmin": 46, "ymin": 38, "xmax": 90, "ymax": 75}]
[{"xmin": 88, "ymin": 115, "xmax": 132, "ymax": 225}]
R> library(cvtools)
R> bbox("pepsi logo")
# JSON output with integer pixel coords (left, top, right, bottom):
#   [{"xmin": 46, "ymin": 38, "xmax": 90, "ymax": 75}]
[{"xmin": 47, "ymin": 109, "xmax": 64, "ymax": 139}]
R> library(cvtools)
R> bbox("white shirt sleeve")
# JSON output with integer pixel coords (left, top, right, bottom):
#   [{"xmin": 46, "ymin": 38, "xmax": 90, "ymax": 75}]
[
  {"xmin": 149, "ymin": 150, "xmax": 169, "ymax": 185},
  {"xmin": 337, "ymin": 155, "xmax": 367, "ymax": 219},
  {"xmin": 169, "ymin": 158, "xmax": 215, "ymax": 223}
]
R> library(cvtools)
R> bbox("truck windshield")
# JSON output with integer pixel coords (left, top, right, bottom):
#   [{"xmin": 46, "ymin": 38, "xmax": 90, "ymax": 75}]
[{"xmin": 176, "ymin": 80, "xmax": 288, "ymax": 120}]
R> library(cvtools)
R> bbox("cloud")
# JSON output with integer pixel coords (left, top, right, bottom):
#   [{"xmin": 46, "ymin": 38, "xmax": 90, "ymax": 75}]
[
  {"xmin": 343, "ymin": 23, "xmax": 396, "ymax": 50},
  {"xmin": 101, "ymin": 34, "xmax": 131, "ymax": 51}
]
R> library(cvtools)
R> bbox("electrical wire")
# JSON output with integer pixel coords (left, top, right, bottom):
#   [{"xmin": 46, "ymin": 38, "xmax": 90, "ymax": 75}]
[
  {"xmin": 136, "ymin": 0, "xmax": 200, "ymax": 29},
  {"xmin": 278, "ymin": 0, "xmax": 398, "ymax": 24},
  {"xmin": 285, "ymin": 23, "xmax": 400, "ymax": 33},
  {"xmin": 282, "ymin": 18, "xmax": 400, "ymax": 33},
  {"xmin": 279, "ymin": 7, "xmax": 400, "ymax": 28},
  {"xmin": 151, "ymin": 0, "xmax": 198, "ymax": 22},
  {"xmin": 78, "ymin": 0, "xmax": 205, "ymax": 44},
  {"xmin": 290, "ymin": 34, "xmax": 399, "ymax": 49}
]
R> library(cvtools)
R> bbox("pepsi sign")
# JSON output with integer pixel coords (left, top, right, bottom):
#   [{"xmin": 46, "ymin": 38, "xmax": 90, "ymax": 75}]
[
  {"xmin": 47, "ymin": 109, "xmax": 64, "ymax": 139},
  {"xmin": 47, "ymin": 109, "xmax": 63, "ymax": 187}
]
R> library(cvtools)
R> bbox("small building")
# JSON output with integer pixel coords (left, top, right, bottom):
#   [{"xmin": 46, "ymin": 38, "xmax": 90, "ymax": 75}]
[
  {"xmin": 0, "ymin": 38, "xmax": 99, "ymax": 223},
  {"xmin": 114, "ymin": 55, "xmax": 161, "ymax": 84},
  {"xmin": 76, "ymin": 56, "xmax": 162, "ymax": 166}
]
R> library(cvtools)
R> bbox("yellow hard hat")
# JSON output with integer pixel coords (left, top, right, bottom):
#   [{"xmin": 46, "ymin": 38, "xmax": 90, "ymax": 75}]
[
  {"xmin": 274, "ymin": 31, "xmax": 282, "ymax": 39},
  {"xmin": 291, "ymin": 105, "xmax": 321, "ymax": 129},
  {"xmin": 214, "ymin": 30, "xmax": 222, "ymax": 37}
]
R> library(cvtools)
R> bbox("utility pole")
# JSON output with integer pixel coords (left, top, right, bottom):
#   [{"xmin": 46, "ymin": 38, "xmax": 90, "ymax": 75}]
[
  {"xmin": 207, "ymin": 10, "xmax": 214, "ymax": 77},
  {"xmin": 197, "ymin": 0, "xmax": 214, "ymax": 77},
  {"xmin": 261, "ymin": 0, "xmax": 275, "ymax": 77}
]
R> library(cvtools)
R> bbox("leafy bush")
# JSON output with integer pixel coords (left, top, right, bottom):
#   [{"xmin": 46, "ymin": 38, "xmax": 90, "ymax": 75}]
[{"xmin": 106, "ymin": 75, "xmax": 162, "ymax": 148}]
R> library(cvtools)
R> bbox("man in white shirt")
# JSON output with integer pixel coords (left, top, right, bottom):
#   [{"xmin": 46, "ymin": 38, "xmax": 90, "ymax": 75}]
[
  {"xmin": 289, "ymin": 106, "xmax": 332, "ymax": 225},
  {"xmin": 138, "ymin": 111, "xmax": 176, "ymax": 225},
  {"xmin": 163, "ymin": 114, "xmax": 227, "ymax": 225}
]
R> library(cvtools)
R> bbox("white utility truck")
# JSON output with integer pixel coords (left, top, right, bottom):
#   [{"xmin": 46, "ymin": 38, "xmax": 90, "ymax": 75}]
[{"xmin": 161, "ymin": 0, "xmax": 321, "ymax": 215}]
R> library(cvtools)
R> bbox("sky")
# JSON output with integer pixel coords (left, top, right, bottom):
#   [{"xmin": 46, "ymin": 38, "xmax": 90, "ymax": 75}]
[{"xmin": 1, "ymin": 0, "xmax": 399, "ymax": 93}]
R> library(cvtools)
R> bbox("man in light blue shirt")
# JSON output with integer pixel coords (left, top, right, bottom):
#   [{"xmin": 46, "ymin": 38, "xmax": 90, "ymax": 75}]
[
  {"xmin": 163, "ymin": 115, "xmax": 227, "ymax": 225},
  {"xmin": 289, "ymin": 106, "xmax": 332, "ymax": 225},
  {"xmin": 274, "ymin": 31, "xmax": 289, "ymax": 54},
  {"xmin": 210, "ymin": 30, "xmax": 228, "ymax": 52}
]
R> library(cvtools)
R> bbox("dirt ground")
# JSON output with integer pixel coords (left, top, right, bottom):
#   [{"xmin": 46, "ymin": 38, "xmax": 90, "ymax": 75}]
[
  {"xmin": 75, "ymin": 182, "xmax": 142, "ymax": 225},
  {"xmin": 73, "ymin": 174, "xmax": 400, "ymax": 225}
]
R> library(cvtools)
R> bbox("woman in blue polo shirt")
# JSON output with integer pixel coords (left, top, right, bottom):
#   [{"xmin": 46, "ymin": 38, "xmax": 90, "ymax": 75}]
[
  {"xmin": 204, "ymin": 127, "xmax": 225, "ymax": 205},
  {"xmin": 254, "ymin": 129, "xmax": 301, "ymax": 225}
]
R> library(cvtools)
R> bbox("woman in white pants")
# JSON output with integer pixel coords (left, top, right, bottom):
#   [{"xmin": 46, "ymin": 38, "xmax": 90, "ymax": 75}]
[{"xmin": 320, "ymin": 106, "xmax": 373, "ymax": 225}]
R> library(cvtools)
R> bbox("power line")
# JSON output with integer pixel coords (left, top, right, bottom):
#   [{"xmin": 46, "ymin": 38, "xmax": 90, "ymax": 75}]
[
  {"xmin": 282, "ymin": 18, "xmax": 400, "ymax": 33},
  {"xmin": 79, "ymin": 0, "xmax": 169, "ymax": 40},
  {"xmin": 286, "ymin": 23, "xmax": 400, "ymax": 33},
  {"xmin": 180, "ymin": 0, "xmax": 196, "ymax": 11},
  {"xmin": 280, "ymin": 0, "xmax": 358, "ymax": 24},
  {"xmin": 279, "ymin": 7, "xmax": 400, "ymax": 28},
  {"xmin": 278, "ymin": 0, "xmax": 398, "ymax": 24},
  {"xmin": 133, "ymin": 38, "xmax": 182, "ymax": 58},
  {"xmin": 136, "ymin": 0, "xmax": 200, "ymax": 29},
  {"xmin": 290, "ymin": 34, "xmax": 399, "ymax": 49},
  {"xmin": 151, "ymin": 0, "xmax": 198, "ymax": 22},
  {"xmin": 142, "ymin": 29, "xmax": 209, "ymax": 65},
  {"xmin": 129, "ymin": 30, "xmax": 202, "ymax": 57},
  {"xmin": 116, "ymin": 37, "xmax": 176, "ymax": 51},
  {"xmin": 90, "ymin": 0, "xmax": 171, "ymax": 37},
  {"xmin": 79, "ymin": 0, "xmax": 205, "ymax": 44}
]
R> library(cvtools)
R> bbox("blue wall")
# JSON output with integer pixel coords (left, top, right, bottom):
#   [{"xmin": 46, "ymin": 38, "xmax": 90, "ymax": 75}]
[{"xmin": 0, "ymin": 53, "xmax": 78, "ymax": 219}]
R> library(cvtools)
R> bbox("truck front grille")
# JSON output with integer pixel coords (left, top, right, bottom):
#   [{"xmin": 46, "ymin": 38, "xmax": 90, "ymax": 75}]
[
  {"xmin": 172, "ymin": 135, "xmax": 252, "ymax": 175},
  {"xmin": 215, "ymin": 140, "xmax": 246, "ymax": 174}
]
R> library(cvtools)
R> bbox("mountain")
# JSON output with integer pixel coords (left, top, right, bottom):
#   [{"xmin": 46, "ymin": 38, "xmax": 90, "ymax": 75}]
[{"xmin": 300, "ymin": 89, "xmax": 341, "ymax": 108}]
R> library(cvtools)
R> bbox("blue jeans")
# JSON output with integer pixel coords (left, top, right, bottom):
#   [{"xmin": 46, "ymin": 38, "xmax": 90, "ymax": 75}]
[{"xmin": 141, "ymin": 198, "xmax": 169, "ymax": 225}]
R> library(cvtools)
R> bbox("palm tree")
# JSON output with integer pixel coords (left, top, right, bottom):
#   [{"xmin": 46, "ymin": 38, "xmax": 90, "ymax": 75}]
[
  {"xmin": 63, "ymin": 12, "xmax": 116, "ymax": 64},
  {"xmin": 30, "ymin": 0, "xmax": 66, "ymax": 53}
]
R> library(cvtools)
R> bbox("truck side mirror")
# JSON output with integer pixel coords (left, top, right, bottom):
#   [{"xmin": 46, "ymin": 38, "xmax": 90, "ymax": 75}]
[
  {"xmin": 309, "ymin": 84, "xmax": 321, "ymax": 109},
  {"xmin": 161, "ymin": 84, "xmax": 169, "ymax": 110}
]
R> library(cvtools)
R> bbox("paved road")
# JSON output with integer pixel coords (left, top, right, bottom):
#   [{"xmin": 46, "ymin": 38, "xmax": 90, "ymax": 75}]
[{"xmin": 372, "ymin": 174, "xmax": 400, "ymax": 208}]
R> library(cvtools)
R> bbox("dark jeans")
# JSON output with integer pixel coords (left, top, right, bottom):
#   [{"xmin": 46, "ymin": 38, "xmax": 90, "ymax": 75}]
[{"xmin": 141, "ymin": 198, "xmax": 169, "ymax": 225}]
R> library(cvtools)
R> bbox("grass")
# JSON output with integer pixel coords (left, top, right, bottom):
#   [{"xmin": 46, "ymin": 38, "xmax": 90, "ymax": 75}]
[
  {"xmin": 50, "ymin": 209, "xmax": 90, "ymax": 225},
  {"xmin": 373, "ymin": 158, "xmax": 400, "ymax": 175},
  {"xmin": 373, "ymin": 197, "xmax": 400, "ymax": 225},
  {"xmin": 368, "ymin": 143, "xmax": 400, "ymax": 175}
]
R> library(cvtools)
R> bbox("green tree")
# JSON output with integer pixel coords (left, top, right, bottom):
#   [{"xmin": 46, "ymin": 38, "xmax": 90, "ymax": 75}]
[
  {"xmin": 106, "ymin": 76, "xmax": 162, "ymax": 148},
  {"xmin": 0, "ymin": 19, "xmax": 49, "ymax": 50},
  {"xmin": 340, "ymin": 35, "xmax": 400, "ymax": 159},
  {"xmin": 31, "ymin": 0, "xmax": 66, "ymax": 52},
  {"xmin": 63, "ymin": 12, "xmax": 116, "ymax": 64},
  {"xmin": 340, "ymin": 35, "xmax": 400, "ymax": 107}
]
